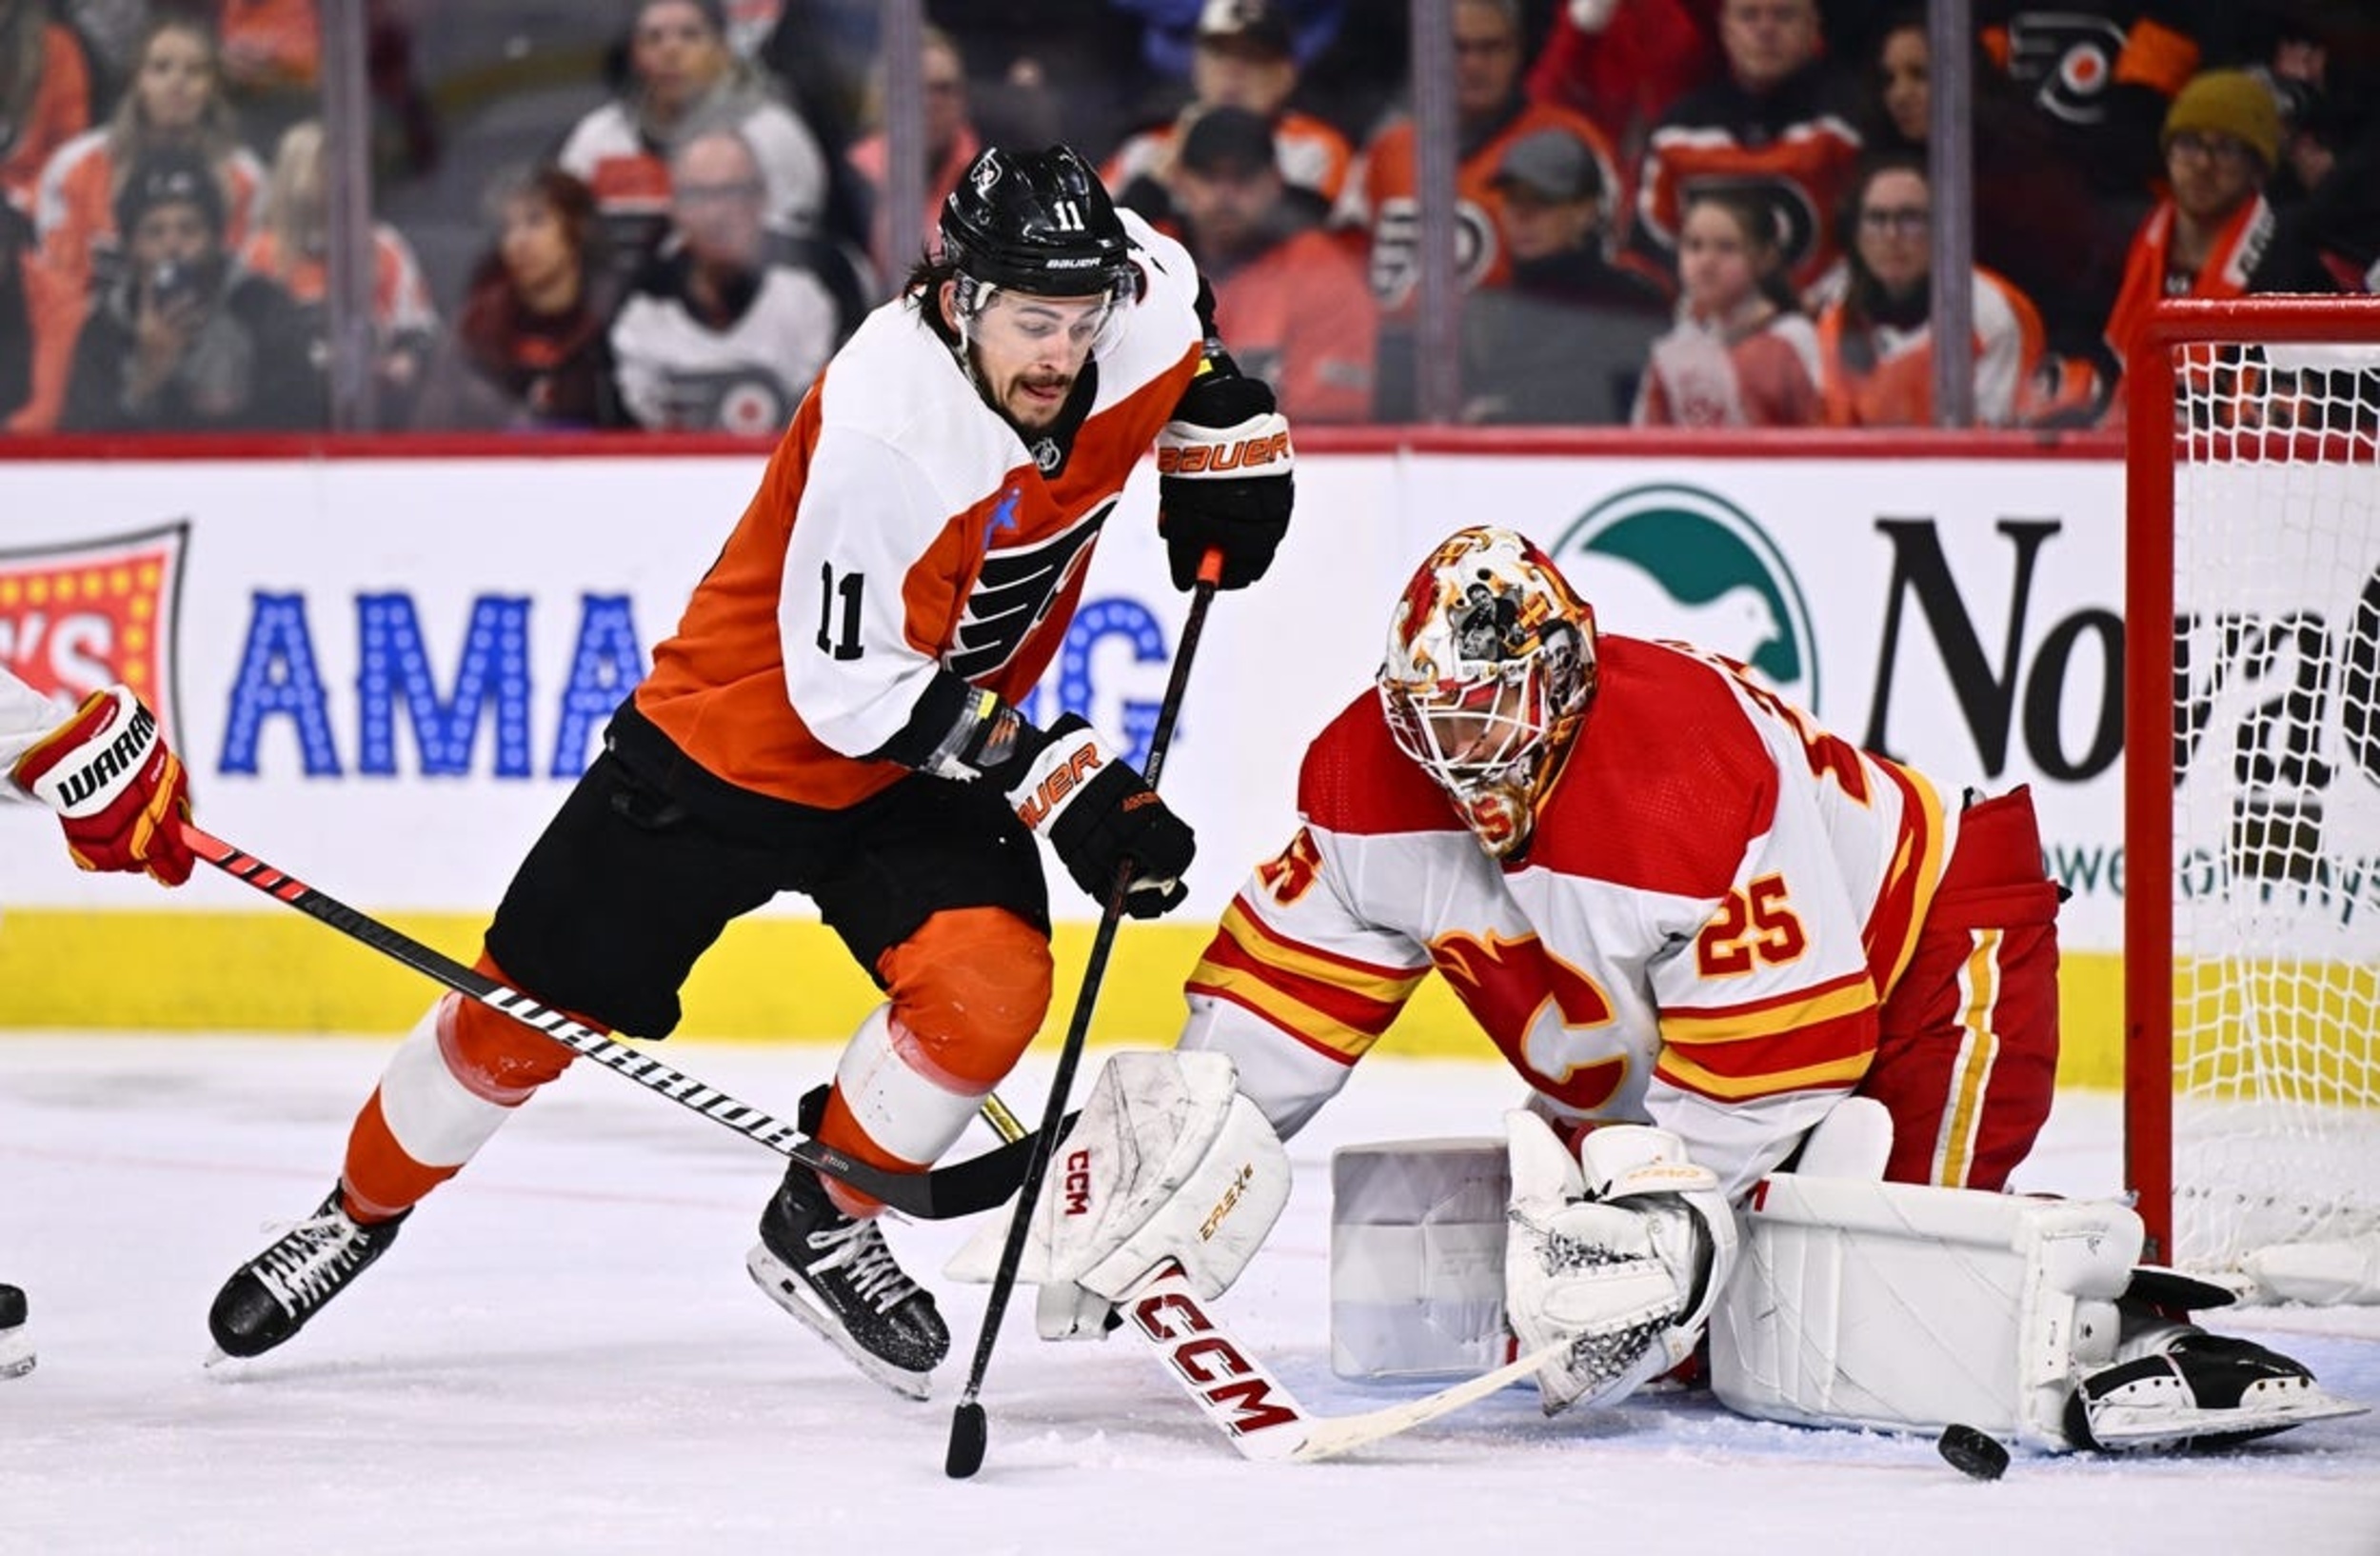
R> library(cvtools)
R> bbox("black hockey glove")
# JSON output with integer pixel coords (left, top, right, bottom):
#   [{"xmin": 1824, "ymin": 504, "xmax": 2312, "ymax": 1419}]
[
  {"xmin": 1155, "ymin": 366, "xmax": 1294, "ymax": 592},
  {"xmin": 1003, "ymin": 714, "xmax": 1195, "ymax": 918}
]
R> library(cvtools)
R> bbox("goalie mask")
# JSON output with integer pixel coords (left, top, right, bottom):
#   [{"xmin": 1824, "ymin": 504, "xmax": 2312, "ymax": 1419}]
[{"xmin": 1378, "ymin": 527, "xmax": 1597, "ymax": 858}]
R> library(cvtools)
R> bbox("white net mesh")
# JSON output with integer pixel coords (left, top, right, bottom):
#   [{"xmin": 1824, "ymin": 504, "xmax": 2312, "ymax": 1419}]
[{"xmin": 2168, "ymin": 335, "xmax": 2380, "ymax": 1284}]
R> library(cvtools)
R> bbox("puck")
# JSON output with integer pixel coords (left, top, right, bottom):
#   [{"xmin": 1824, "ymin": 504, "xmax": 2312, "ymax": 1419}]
[{"xmin": 1936, "ymin": 1423, "xmax": 2010, "ymax": 1481}]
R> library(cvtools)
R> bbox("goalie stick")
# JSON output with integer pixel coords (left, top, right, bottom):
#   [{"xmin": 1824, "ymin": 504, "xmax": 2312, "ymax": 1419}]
[
  {"xmin": 179, "ymin": 821, "xmax": 1035, "ymax": 1221},
  {"xmin": 1125, "ymin": 1263, "xmax": 1568, "ymax": 1463}
]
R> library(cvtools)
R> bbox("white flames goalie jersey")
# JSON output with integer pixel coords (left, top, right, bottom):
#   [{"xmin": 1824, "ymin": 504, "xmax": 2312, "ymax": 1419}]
[
  {"xmin": 1180, "ymin": 636, "xmax": 1955, "ymax": 1197},
  {"xmin": 629, "ymin": 209, "xmax": 1206, "ymax": 811}
]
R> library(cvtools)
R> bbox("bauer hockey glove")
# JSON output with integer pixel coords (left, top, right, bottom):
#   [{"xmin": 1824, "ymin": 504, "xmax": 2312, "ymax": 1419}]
[
  {"xmin": 1005, "ymin": 714, "xmax": 1194, "ymax": 918},
  {"xmin": 10, "ymin": 685, "xmax": 194, "ymax": 886},
  {"xmin": 1155, "ymin": 364, "xmax": 1293, "ymax": 591}
]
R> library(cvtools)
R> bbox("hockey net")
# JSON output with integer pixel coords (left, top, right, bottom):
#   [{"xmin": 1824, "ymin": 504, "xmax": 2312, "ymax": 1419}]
[{"xmin": 2125, "ymin": 297, "xmax": 2380, "ymax": 1304}]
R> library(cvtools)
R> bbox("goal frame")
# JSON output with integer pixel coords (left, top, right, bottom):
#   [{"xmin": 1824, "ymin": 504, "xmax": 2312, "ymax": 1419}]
[{"xmin": 2123, "ymin": 294, "xmax": 2380, "ymax": 1267}]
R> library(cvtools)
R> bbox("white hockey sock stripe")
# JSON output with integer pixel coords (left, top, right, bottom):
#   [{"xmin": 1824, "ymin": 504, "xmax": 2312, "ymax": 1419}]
[
  {"xmin": 1930, "ymin": 928, "xmax": 2004, "ymax": 1187},
  {"xmin": 377, "ymin": 998, "xmax": 520, "ymax": 1168},
  {"xmin": 833, "ymin": 1003, "xmax": 983, "ymax": 1167}
]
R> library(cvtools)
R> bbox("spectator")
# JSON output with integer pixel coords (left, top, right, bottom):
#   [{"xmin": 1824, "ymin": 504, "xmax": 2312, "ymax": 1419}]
[
  {"xmin": 18, "ymin": 15, "xmax": 267, "ymax": 433},
  {"xmin": 1170, "ymin": 104, "xmax": 1375, "ymax": 423},
  {"xmin": 1813, "ymin": 152, "xmax": 2048, "ymax": 428},
  {"xmin": 1102, "ymin": 0, "xmax": 1354, "ymax": 227},
  {"xmin": 413, "ymin": 167, "xmax": 625, "ymax": 432},
  {"xmin": 33, "ymin": 14, "xmax": 265, "ymax": 298},
  {"xmin": 1340, "ymin": 0, "xmax": 1625, "ymax": 417},
  {"xmin": 609, "ymin": 127, "xmax": 842, "ymax": 434},
  {"xmin": 846, "ymin": 25, "xmax": 981, "ymax": 281},
  {"xmin": 239, "ymin": 120, "xmax": 439, "ymax": 428},
  {"xmin": 1, "ymin": 0, "xmax": 92, "ymax": 214},
  {"xmin": 558, "ymin": 0, "xmax": 832, "ymax": 287},
  {"xmin": 1524, "ymin": 0, "xmax": 1722, "ymax": 165},
  {"xmin": 1633, "ymin": 0, "xmax": 1864, "ymax": 299},
  {"xmin": 1855, "ymin": 9, "xmax": 2125, "ymax": 408},
  {"xmin": 1108, "ymin": 0, "xmax": 1346, "ymax": 81},
  {"xmin": 60, "ymin": 146, "xmax": 315, "ymax": 432},
  {"xmin": 1633, "ymin": 186, "xmax": 1820, "ymax": 427},
  {"xmin": 2101, "ymin": 67, "xmax": 2337, "ymax": 416},
  {"xmin": 1460, "ymin": 128, "xmax": 1672, "ymax": 425}
]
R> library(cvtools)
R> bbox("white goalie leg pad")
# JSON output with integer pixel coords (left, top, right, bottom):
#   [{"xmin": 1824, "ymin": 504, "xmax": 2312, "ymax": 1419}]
[
  {"xmin": 1503, "ymin": 1112, "xmax": 1737, "ymax": 1415},
  {"xmin": 2240, "ymin": 1238, "xmax": 2380, "ymax": 1307},
  {"xmin": 1708, "ymin": 1173, "xmax": 2140, "ymax": 1449},
  {"xmin": 944, "ymin": 1050, "xmax": 1290, "ymax": 1334}
]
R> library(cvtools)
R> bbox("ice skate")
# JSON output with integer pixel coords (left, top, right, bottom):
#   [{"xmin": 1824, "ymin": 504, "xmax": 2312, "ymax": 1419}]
[
  {"xmin": 208, "ymin": 1187, "xmax": 408, "ymax": 1360},
  {"xmin": 746, "ymin": 1163, "xmax": 947, "ymax": 1399}
]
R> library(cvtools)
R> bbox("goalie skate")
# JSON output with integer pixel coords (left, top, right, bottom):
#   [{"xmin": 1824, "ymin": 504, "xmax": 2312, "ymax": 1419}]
[
  {"xmin": 208, "ymin": 1187, "xmax": 407, "ymax": 1359},
  {"xmin": 2066, "ymin": 1332, "xmax": 2368, "ymax": 1452},
  {"xmin": 746, "ymin": 1164, "xmax": 947, "ymax": 1400}
]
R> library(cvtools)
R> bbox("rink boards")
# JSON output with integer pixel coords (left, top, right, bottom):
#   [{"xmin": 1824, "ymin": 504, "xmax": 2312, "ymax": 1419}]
[{"xmin": 0, "ymin": 434, "xmax": 2141, "ymax": 1081}]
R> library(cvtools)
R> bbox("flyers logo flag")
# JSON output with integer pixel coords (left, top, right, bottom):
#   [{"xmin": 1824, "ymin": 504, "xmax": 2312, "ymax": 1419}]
[{"xmin": 0, "ymin": 522, "xmax": 189, "ymax": 743}]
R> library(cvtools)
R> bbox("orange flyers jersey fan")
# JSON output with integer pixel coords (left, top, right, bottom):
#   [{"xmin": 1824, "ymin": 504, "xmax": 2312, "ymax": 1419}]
[
  {"xmin": 1341, "ymin": 104, "xmax": 1622, "ymax": 315},
  {"xmin": 632, "ymin": 209, "xmax": 1206, "ymax": 811},
  {"xmin": 1179, "ymin": 635, "xmax": 1953, "ymax": 1197}
]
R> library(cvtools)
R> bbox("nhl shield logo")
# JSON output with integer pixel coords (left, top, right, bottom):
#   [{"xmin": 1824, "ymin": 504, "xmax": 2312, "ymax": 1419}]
[{"xmin": 0, "ymin": 522, "xmax": 189, "ymax": 742}]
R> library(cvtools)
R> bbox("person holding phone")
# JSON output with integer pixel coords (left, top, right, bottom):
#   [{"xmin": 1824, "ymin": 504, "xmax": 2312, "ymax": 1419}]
[{"xmin": 58, "ymin": 145, "xmax": 316, "ymax": 431}]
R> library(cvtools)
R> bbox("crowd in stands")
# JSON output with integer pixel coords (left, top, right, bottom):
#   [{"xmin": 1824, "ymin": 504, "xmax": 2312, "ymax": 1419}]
[{"xmin": 1, "ymin": 0, "xmax": 2375, "ymax": 436}]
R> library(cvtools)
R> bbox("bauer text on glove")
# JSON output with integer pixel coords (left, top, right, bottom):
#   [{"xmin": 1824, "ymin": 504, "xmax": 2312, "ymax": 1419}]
[
  {"xmin": 1156, "ymin": 366, "xmax": 1293, "ymax": 591},
  {"xmin": 1005, "ymin": 713, "xmax": 1194, "ymax": 916},
  {"xmin": 10, "ymin": 685, "xmax": 194, "ymax": 886}
]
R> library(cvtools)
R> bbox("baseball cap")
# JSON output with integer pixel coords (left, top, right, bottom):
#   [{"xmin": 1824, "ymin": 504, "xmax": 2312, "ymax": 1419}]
[
  {"xmin": 1197, "ymin": 0, "xmax": 1294, "ymax": 57},
  {"xmin": 1178, "ymin": 106, "xmax": 1279, "ymax": 177},
  {"xmin": 1492, "ymin": 130, "xmax": 1602, "ymax": 203}
]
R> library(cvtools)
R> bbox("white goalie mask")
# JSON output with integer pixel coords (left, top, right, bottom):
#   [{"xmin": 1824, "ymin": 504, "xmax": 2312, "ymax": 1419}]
[{"xmin": 1378, "ymin": 527, "xmax": 1597, "ymax": 859}]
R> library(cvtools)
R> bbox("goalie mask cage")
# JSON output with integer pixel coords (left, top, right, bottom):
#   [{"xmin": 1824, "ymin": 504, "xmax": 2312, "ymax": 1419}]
[{"xmin": 2125, "ymin": 295, "xmax": 2380, "ymax": 1299}]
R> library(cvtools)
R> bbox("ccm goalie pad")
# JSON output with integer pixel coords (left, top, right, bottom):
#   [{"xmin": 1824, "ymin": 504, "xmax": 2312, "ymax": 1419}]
[
  {"xmin": 1503, "ymin": 1111, "xmax": 1736, "ymax": 1414},
  {"xmin": 1709, "ymin": 1173, "xmax": 2367, "ymax": 1451},
  {"xmin": 946, "ymin": 1050, "xmax": 1289, "ymax": 1337}
]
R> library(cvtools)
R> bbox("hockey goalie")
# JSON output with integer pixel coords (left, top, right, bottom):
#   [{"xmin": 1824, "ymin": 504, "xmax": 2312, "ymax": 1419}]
[{"xmin": 1105, "ymin": 524, "xmax": 2360, "ymax": 1454}]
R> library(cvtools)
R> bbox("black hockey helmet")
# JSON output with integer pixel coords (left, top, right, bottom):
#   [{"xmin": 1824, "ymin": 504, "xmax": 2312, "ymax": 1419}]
[{"xmin": 938, "ymin": 145, "xmax": 1135, "ymax": 302}]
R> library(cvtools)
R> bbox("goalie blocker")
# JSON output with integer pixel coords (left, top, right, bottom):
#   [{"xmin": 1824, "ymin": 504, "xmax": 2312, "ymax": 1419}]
[{"xmin": 1331, "ymin": 1108, "xmax": 2365, "ymax": 1452}]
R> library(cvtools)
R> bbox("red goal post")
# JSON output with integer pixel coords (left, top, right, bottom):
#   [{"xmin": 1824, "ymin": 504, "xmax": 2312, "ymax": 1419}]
[{"xmin": 2124, "ymin": 295, "xmax": 2380, "ymax": 1302}]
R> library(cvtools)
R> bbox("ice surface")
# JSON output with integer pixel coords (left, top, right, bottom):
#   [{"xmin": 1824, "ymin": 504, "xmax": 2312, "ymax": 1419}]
[{"xmin": 0, "ymin": 1034, "xmax": 2373, "ymax": 1555}]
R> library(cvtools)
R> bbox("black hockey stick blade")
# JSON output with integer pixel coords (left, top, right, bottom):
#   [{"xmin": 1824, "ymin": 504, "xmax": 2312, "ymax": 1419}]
[
  {"xmin": 947, "ymin": 1402, "xmax": 988, "ymax": 1479},
  {"xmin": 181, "ymin": 821, "xmax": 1041, "ymax": 1221}
]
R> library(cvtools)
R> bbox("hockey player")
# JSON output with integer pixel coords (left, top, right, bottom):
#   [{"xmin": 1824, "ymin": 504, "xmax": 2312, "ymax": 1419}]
[
  {"xmin": 205, "ymin": 144, "xmax": 1296, "ymax": 1398},
  {"xmin": 1161, "ymin": 525, "xmax": 2355, "ymax": 1451},
  {"xmin": 3, "ymin": 666, "xmax": 197, "ymax": 1376}
]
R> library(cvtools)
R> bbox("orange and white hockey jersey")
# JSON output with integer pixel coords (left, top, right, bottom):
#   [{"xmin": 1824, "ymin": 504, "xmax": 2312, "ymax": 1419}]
[
  {"xmin": 1179, "ymin": 635, "xmax": 1952, "ymax": 1197},
  {"xmin": 627, "ymin": 209, "xmax": 1207, "ymax": 810}
]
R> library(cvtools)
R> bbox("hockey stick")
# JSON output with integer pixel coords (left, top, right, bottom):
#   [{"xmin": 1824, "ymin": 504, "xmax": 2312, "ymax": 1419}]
[
  {"xmin": 965, "ymin": 1103, "xmax": 1566, "ymax": 1463},
  {"xmin": 946, "ymin": 549, "xmax": 1225, "ymax": 1480},
  {"xmin": 1123, "ymin": 1264, "xmax": 1567, "ymax": 1463},
  {"xmin": 179, "ymin": 821, "xmax": 1035, "ymax": 1221}
]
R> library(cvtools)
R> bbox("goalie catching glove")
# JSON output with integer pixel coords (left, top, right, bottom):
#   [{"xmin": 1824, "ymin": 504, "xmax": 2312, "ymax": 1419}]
[
  {"xmin": 1503, "ymin": 1111, "xmax": 1736, "ymax": 1415},
  {"xmin": 946, "ymin": 1049, "xmax": 1290, "ymax": 1339},
  {"xmin": 1156, "ymin": 357, "xmax": 1293, "ymax": 592},
  {"xmin": 10, "ymin": 685, "xmax": 193, "ymax": 887}
]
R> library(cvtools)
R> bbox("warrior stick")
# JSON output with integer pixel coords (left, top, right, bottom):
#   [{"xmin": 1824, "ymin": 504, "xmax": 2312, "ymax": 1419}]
[{"xmin": 180, "ymin": 821, "xmax": 1036, "ymax": 1220}]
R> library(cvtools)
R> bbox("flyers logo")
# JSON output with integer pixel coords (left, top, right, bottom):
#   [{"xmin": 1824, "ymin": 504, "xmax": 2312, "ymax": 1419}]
[
  {"xmin": 946, "ymin": 497, "xmax": 1115, "ymax": 681},
  {"xmin": 0, "ymin": 522, "xmax": 188, "ymax": 743}
]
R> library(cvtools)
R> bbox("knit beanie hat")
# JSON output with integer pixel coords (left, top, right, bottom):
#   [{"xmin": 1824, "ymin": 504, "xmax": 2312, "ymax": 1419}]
[{"xmin": 2162, "ymin": 70, "xmax": 2282, "ymax": 171}]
